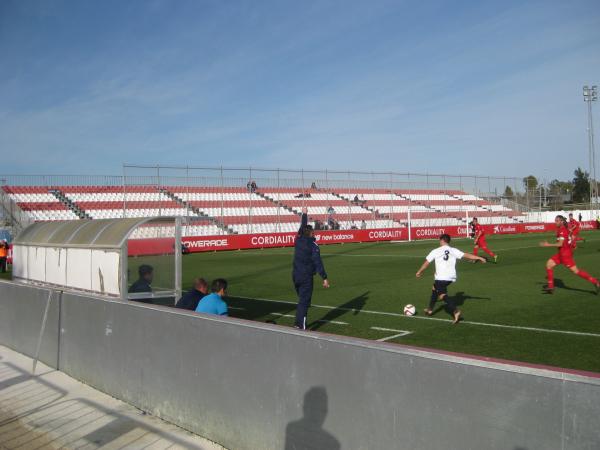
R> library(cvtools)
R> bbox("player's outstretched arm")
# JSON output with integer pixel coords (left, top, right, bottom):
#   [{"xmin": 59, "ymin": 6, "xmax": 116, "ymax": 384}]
[
  {"xmin": 416, "ymin": 260, "xmax": 430, "ymax": 277},
  {"xmin": 297, "ymin": 207, "xmax": 308, "ymax": 235},
  {"xmin": 540, "ymin": 240, "xmax": 562, "ymax": 248},
  {"xmin": 462, "ymin": 253, "xmax": 487, "ymax": 263}
]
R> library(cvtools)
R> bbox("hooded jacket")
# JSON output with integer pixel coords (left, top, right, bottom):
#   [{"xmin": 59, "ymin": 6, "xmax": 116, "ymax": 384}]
[{"xmin": 292, "ymin": 213, "xmax": 327, "ymax": 281}]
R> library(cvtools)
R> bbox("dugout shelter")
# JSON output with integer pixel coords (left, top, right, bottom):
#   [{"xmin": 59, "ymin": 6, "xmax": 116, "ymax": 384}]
[{"xmin": 11, "ymin": 217, "xmax": 182, "ymax": 302}]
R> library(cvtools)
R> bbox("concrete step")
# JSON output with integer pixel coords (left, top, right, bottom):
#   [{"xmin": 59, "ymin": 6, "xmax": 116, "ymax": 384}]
[{"xmin": 0, "ymin": 345, "xmax": 226, "ymax": 450}]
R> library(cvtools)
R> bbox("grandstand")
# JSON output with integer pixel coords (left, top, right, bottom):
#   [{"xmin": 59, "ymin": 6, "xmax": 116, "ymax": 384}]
[{"xmin": 2, "ymin": 180, "xmax": 526, "ymax": 236}]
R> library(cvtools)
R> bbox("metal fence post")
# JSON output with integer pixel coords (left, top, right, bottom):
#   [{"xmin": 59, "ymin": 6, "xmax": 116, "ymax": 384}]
[
  {"xmin": 301, "ymin": 169, "xmax": 305, "ymax": 211},
  {"xmin": 371, "ymin": 172, "xmax": 376, "ymax": 227},
  {"xmin": 186, "ymin": 166, "xmax": 190, "ymax": 225},
  {"xmin": 122, "ymin": 164, "xmax": 127, "ymax": 219},
  {"xmin": 174, "ymin": 217, "xmax": 182, "ymax": 303},
  {"xmin": 408, "ymin": 205, "xmax": 412, "ymax": 241},
  {"xmin": 157, "ymin": 165, "xmax": 162, "ymax": 218},
  {"xmin": 276, "ymin": 168, "xmax": 281, "ymax": 233},
  {"xmin": 348, "ymin": 171, "xmax": 352, "ymax": 228},
  {"xmin": 220, "ymin": 166, "xmax": 224, "ymax": 226},
  {"xmin": 248, "ymin": 167, "xmax": 253, "ymax": 234}
]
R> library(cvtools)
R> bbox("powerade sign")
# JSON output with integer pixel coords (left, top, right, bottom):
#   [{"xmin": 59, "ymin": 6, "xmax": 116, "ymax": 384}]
[
  {"xmin": 185, "ymin": 238, "xmax": 229, "ymax": 249},
  {"xmin": 524, "ymin": 224, "xmax": 546, "ymax": 231}
]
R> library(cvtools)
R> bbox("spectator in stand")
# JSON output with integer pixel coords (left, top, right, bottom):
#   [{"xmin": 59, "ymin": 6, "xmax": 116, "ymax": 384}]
[
  {"xmin": 0, "ymin": 239, "xmax": 8, "ymax": 273},
  {"xmin": 246, "ymin": 180, "xmax": 252, "ymax": 192},
  {"xmin": 327, "ymin": 206, "xmax": 335, "ymax": 228},
  {"xmin": 128, "ymin": 264, "xmax": 154, "ymax": 303},
  {"xmin": 311, "ymin": 181, "xmax": 317, "ymax": 189},
  {"xmin": 361, "ymin": 220, "xmax": 367, "ymax": 230},
  {"xmin": 353, "ymin": 194, "xmax": 359, "ymax": 203},
  {"xmin": 175, "ymin": 278, "xmax": 209, "ymax": 310},
  {"xmin": 195, "ymin": 278, "xmax": 229, "ymax": 316},
  {"xmin": 251, "ymin": 180, "xmax": 257, "ymax": 192}
]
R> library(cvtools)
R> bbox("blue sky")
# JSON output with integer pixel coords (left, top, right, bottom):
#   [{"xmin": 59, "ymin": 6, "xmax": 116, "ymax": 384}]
[{"xmin": 1, "ymin": 0, "xmax": 599, "ymax": 180}]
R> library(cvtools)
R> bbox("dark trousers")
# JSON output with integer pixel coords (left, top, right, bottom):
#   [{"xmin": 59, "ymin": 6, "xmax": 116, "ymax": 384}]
[
  {"xmin": 0, "ymin": 257, "xmax": 6, "ymax": 273},
  {"xmin": 293, "ymin": 277, "xmax": 314, "ymax": 329}
]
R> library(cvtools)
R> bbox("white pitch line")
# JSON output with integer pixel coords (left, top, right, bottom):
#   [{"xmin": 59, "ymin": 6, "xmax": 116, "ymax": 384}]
[
  {"xmin": 215, "ymin": 238, "xmax": 600, "ymax": 259},
  {"xmin": 371, "ymin": 327, "xmax": 412, "ymax": 341},
  {"xmin": 372, "ymin": 326, "xmax": 411, "ymax": 332},
  {"xmin": 227, "ymin": 243, "xmax": 600, "ymax": 260},
  {"xmin": 228, "ymin": 306, "xmax": 246, "ymax": 311},
  {"xmin": 324, "ymin": 240, "xmax": 600, "ymax": 258},
  {"xmin": 239, "ymin": 296, "xmax": 600, "ymax": 338},
  {"xmin": 268, "ymin": 312, "xmax": 348, "ymax": 325}
]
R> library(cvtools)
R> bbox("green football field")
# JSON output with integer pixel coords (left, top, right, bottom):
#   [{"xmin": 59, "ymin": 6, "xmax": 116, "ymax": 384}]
[
  {"xmin": 184, "ymin": 230, "xmax": 600, "ymax": 373},
  {"xmin": 3, "ymin": 231, "xmax": 600, "ymax": 373}
]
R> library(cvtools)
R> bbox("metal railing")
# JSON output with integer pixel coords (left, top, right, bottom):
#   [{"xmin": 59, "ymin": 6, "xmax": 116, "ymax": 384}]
[{"xmin": 0, "ymin": 166, "xmax": 535, "ymax": 233}]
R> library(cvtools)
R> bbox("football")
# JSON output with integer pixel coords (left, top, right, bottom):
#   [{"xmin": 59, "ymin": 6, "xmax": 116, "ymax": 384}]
[{"xmin": 403, "ymin": 304, "xmax": 416, "ymax": 316}]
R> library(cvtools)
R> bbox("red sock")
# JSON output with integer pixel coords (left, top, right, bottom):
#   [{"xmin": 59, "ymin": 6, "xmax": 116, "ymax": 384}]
[
  {"xmin": 483, "ymin": 247, "xmax": 496, "ymax": 257},
  {"xmin": 576, "ymin": 270, "xmax": 598, "ymax": 285},
  {"xmin": 473, "ymin": 247, "xmax": 479, "ymax": 256},
  {"xmin": 546, "ymin": 269, "xmax": 554, "ymax": 289}
]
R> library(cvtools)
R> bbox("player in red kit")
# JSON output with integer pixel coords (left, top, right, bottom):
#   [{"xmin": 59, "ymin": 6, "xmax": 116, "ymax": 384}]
[
  {"xmin": 472, "ymin": 218, "xmax": 497, "ymax": 263},
  {"xmin": 540, "ymin": 215, "xmax": 599, "ymax": 294},
  {"xmin": 568, "ymin": 213, "xmax": 585, "ymax": 249}
]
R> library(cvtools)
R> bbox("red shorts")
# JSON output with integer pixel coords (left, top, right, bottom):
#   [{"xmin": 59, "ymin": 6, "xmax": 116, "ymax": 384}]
[
  {"xmin": 551, "ymin": 252, "xmax": 575, "ymax": 268},
  {"xmin": 475, "ymin": 238, "xmax": 487, "ymax": 247}
]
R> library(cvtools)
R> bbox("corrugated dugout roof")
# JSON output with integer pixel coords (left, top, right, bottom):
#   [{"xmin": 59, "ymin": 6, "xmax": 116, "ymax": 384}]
[{"xmin": 13, "ymin": 217, "xmax": 175, "ymax": 249}]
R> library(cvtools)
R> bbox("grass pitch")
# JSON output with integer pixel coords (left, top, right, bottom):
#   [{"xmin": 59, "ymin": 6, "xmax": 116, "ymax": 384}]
[
  {"xmin": 184, "ymin": 231, "xmax": 600, "ymax": 373},
  {"xmin": 3, "ymin": 231, "xmax": 600, "ymax": 373}
]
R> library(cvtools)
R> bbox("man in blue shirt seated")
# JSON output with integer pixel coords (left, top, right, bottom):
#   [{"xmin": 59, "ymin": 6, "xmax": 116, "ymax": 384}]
[
  {"xmin": 195, "ymin": 278, "xmax": 228, "ymax": 316},
  {"xmin": 175, "ymin": 278, "xmax": 208, "ymax": 310}
]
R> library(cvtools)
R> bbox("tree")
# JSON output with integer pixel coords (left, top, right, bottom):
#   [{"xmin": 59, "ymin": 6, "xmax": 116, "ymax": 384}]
[
  {"xmin": 503, "ymin": 186, "xmax": 514, "ymax": 198},
  {"xmin": 546, "ymin": 179, "xmax": 572, "ymax": 208},
  {"xmin": 522, "ymin": 175, "xmax": 538, "ymax": 191},
  {"xmin": 548, "ymin": 179, "xmax": 572, "ymax": 191},
  {"xmin": 571, "ymin": 168, "xmax": 590, "ymax": 203}
]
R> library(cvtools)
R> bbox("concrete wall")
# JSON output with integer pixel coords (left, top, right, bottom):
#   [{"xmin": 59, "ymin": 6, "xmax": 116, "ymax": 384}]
[
  {"xmin": 1, "ymin": 280, "xmax": 600, "ymax": 450},
  {"xmin": 0, "ymin": 281, "xmax": 60, "ymax": 368}
]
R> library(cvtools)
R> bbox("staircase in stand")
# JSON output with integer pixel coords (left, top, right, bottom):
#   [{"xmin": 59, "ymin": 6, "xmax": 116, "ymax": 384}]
[
  {"xmin": 50, "ymin": 189, "xmax": 90, "ymax": 219},
  {"xmin": 159, "ymin": 188, "xmax": 235, "ymax": 234},
  {"xmin": 256, "ymin": 191, "xmax": 299, "ymax": 215}
]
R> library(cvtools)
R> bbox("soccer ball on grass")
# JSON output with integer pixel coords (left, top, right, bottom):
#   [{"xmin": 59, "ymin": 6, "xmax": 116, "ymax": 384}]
[{"xmin": 403, "ymin": 304, "xmax": 416, "ymax": 316}]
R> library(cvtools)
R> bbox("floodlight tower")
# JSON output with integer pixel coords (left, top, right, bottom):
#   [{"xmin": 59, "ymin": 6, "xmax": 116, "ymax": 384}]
[{"xmin": 583, "ymin": 85, "xmax": 597, "ymax": 215}]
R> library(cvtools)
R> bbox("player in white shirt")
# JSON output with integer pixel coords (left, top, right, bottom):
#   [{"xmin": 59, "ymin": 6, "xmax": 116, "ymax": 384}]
[{"xmin": 416, "ymin": 234, "xmax": 486, "ymax": 324}]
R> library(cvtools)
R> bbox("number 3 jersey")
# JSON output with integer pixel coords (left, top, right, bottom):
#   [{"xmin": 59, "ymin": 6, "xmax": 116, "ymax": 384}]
[{"xmin": 425, "ymin": 245, "xmax": 465, "ymax": 282}]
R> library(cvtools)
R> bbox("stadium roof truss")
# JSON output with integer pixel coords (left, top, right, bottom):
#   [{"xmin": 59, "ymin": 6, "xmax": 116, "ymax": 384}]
[{"xmin": 11, "ymin": 217, "xmax": 182, "ymax": 301}]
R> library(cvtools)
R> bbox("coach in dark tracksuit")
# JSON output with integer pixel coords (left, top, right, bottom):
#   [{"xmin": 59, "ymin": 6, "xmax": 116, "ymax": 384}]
[{"xmin": 293, "ymin": 208, "xmax": 329, "ymax": 330}]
